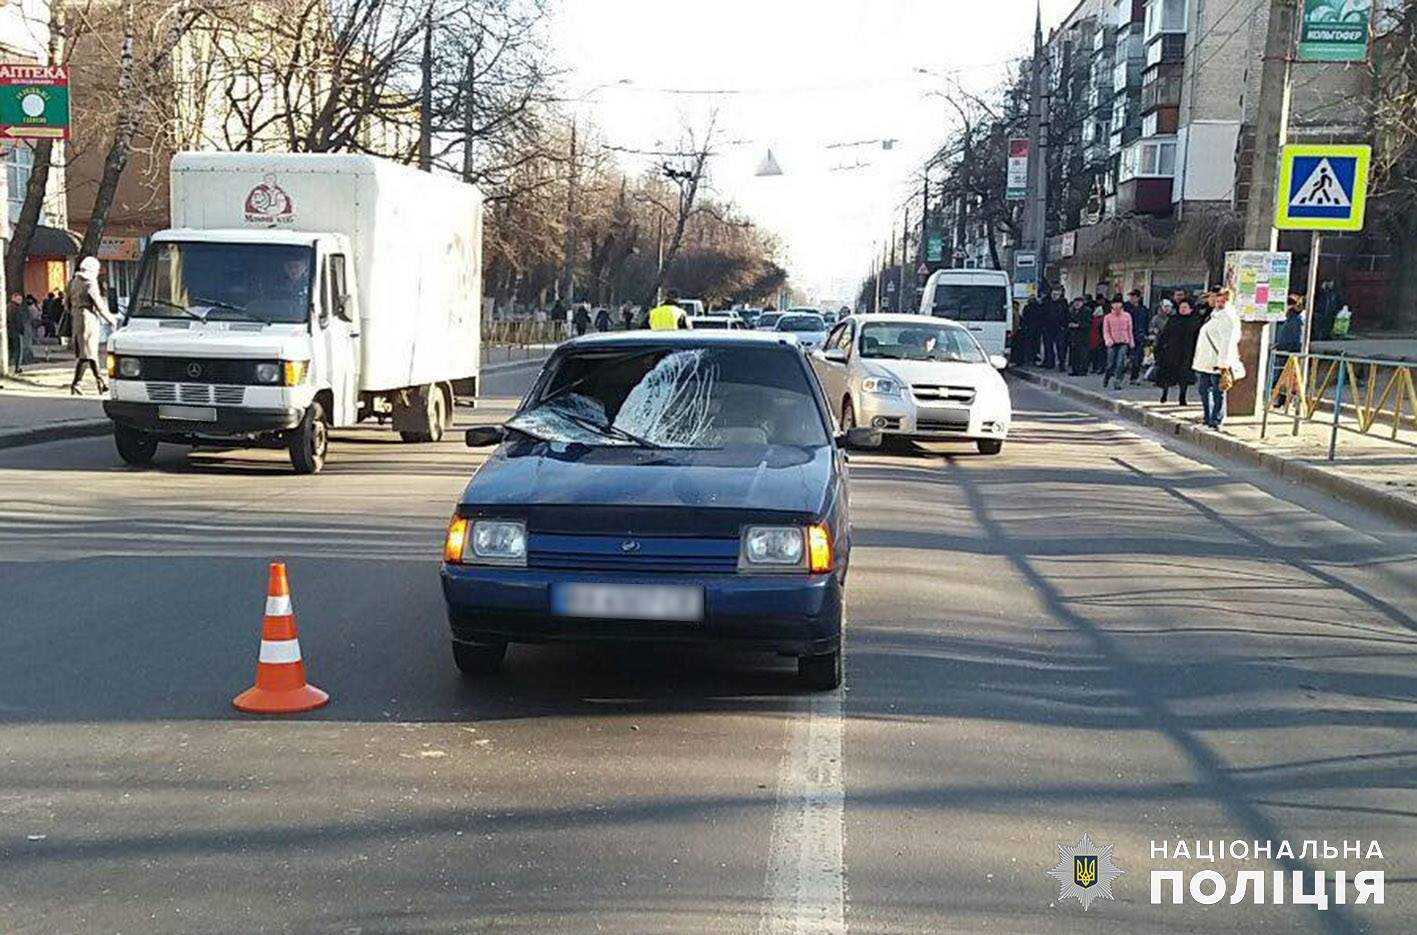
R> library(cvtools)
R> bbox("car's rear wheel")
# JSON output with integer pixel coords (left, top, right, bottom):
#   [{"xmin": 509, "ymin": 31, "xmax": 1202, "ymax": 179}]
[
  {"xmin": 799, "ymin": 646, "xmax": 842, "ymax": 691},
  {"xmin": 976, "ymin": 438, "xmax": 1004, "ymax": 455},
  {"xmin": 452, "ymin": 640, "xmax": 506, "ymax": 676}
]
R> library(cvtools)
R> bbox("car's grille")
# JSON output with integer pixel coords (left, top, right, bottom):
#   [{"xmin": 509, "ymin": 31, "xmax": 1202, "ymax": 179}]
[
  {"xmin": 916, "ymin": 409, "xmax": 971, "ymax": 431},
  {"xmin": 146, "ymin": 382, "xmax": 177, "ymax": 402},
  {"xmin": 527, "ymin": 533, "xmax": 739, "ymax": 574},
  {"xmin": 179, "ymin": 383, "xmax": 213, "ymax": 404},
  {"xmin": 129, "ymin": 357, "xmax": 267, "ymax": 384},
  {"xmin": 911, "ymin": 384, "xmax": 976, "ymax": 405},
  {"xmin": 214, "ymin": 386, "xmax": 246, "ymax": 405}
]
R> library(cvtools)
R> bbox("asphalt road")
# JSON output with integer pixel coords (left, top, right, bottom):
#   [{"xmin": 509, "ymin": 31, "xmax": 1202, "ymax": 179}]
[{"xmin": 1, "ymin": 362, "xmax": 1413, "ymax": 934}]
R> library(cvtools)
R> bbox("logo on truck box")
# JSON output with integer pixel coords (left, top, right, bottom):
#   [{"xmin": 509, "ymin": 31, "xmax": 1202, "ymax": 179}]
[{"xmin": 244, "ymin": 175, "xmax": 294, "ymax": 224}]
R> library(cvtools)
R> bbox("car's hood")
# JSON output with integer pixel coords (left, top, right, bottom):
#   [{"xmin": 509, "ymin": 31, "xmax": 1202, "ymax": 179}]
[
  {"xmin": 109, "ymin": 319, "xmax": 311, "ymax": 359},
  {"xmin": 862, "ymin": 357, "xmax": 998, "ymax": 387},
  {"xmin": 463, "ymin": 441, "xmax": 833, "ymax": 516}
]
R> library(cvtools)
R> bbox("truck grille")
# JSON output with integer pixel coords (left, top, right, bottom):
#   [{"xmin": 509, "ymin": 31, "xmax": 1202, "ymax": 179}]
[
  {"xmin": 527, "ymin": 533, "xmax": 739, "ymax": 574},
  {"xmin": 146, "ymin": 383, "xmax": 245, "ymax": 405},
  {"xmin": 129, "ymin": 357, "xmax": 268, "ymax": 384},
  {"xmin": 911, "ymin": 384, "xmax": 976, "ymax": 405}
]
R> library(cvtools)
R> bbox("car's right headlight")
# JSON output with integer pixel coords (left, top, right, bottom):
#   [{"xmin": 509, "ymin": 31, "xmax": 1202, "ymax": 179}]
[
  {"xmin": 467, "ymin": 519, "xmax": 527, "ymax": 566},
  {"xmin": 862, "ymin": 376, "xmax": 902, "ymax": 397},
  {"xmin": 253, "ymin": 361, "xmax": 281, "ymax": 384},
  {"xmin": 116, "ymin": 355, "xmax": 141, "ymax": 378}
]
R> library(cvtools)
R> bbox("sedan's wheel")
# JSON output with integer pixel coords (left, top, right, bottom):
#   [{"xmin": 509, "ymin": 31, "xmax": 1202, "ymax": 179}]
[
  {"xmin": 976, "ymin": 438, "xmax": 1004, "ymax": 455},
  {"xmin": 452, "ymin": 640, "xmax": 506, "ymax": 676},
  {"xmin": 799, "ymin": 648, "xmax": 843, "ymax": 691},
  {"xmin": 841, "ymin": 399, "xmax": 856, "ymax": 432}
]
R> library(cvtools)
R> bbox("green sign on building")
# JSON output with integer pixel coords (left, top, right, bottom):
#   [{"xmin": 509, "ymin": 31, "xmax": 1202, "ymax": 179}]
[
  {"xmin": 1298, "ymin": 0, "xmax": 1371, "ymax": 62},
  {"xmin": 925, "ymin": 228, "xmax": 944, "ymax": 264},
  {"xmin": 0, "ymin": 64, "xmax": 70, "ymax": 140}
]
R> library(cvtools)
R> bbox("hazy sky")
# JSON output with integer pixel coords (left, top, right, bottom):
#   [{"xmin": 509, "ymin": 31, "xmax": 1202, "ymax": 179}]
[{"xmin": 554, "ymin": 0, "xmax": 1078, "ymax": 302}]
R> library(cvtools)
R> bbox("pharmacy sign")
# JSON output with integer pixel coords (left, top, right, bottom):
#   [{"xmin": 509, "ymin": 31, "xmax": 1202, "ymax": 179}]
[{"xmin": 0, "ymin": 64, "xmax": 70, "ymax": 140}]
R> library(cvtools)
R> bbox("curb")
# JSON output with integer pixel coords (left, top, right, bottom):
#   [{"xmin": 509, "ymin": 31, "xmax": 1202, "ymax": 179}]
[
  {"xmin": 1012, "ymin": 368, "xmax": 1417, "ymax": 528},
  {"xmin": 0, "ymin": 419, "xmax": 111, "ymax": 451}
]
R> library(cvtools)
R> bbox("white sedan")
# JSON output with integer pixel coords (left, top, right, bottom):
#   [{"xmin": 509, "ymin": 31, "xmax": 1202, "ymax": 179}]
[
  {"xmin": 774, "ymin": 312, "xmax": 830, "ymax": 351},
  {"xmin": 809, "ymin": 314, "xmax": 1012, "ymax": 454}
]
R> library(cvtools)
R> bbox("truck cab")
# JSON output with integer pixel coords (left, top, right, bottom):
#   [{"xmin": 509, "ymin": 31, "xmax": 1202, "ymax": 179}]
[{"xmin": 106, "ymin": 229, "xmax": 360, "ymax": 473}]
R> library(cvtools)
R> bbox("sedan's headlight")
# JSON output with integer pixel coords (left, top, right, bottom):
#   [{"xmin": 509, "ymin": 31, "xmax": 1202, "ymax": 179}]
[
  {"xmin": 740, "ymin": 525, "xmax": 805, "ymax": 570},
  {"xmin": 862, "ymin": 376, "xmax": 902, "ymax": 397},
  {"xmin": 115, "ymin": 355, "xmax": 141, "ymax": 378},
  {"xmin": 467, "ymin": 519, "xmax": 527, "ymax": 566},
  {"xmin": 253, "ymin": 362, "xmax": 281, "ymax": 384}
]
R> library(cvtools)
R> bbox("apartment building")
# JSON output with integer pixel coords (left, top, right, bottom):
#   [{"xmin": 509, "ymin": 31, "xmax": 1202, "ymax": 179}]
[{"xmin": 1044, "ymin": 0, "xmax": 1369, "ymax": 307}]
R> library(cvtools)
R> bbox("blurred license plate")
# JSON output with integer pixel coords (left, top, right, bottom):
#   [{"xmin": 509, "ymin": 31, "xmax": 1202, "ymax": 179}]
[
  {"xmin": 158, "ymin": 405, "xmax": 217, "ymax": 422},
  {"xmin": 553, "ymin": 584, "xmax": 703, "ymax": 622}
]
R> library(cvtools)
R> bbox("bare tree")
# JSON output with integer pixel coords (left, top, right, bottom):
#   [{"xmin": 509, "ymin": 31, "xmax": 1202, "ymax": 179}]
[
  {"xmin": 1369, "ymin": 1, "xmax": 1417, "ymax": 329},
  {"xmin": 640, "ymin": 116, "xmax": 718, "ymax": 306}
]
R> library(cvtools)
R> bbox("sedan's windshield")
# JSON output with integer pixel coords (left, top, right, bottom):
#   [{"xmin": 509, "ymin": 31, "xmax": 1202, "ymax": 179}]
[
  {"xmin": 509, "ymin": 346, "xmax": 828, "ymax": 448},
  {"xmin": 930, "ymin": 284, "xmax": 1007, "ymax": 322},
  {"xmin": 859, "ymin": 322, "xmax": 987, "ymax": 363},
  {"xmin": 129, "ymin": 242, "xmax": 314, "ymax": 324},
  {"xmin": 776, "ymin": 314, "xmax": 826, "ymax": 333},
  {"xmin": 757, "ymin": 313, "xmax": 783, "ymax": 328}
]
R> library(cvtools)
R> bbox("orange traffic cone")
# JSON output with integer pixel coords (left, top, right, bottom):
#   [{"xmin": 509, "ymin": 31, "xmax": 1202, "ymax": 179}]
[{"xmin": 233, "ymin": 562, "xmax": 329, "ymax": 714}]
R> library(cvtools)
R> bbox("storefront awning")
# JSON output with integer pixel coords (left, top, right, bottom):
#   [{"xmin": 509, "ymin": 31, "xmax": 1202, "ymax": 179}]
[{"xmin": 27, "ymin": 225, "xmax": 81, "ymax": 259}]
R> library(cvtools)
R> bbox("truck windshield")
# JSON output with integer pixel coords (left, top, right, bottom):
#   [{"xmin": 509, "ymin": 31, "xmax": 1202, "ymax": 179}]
[
  {"xmin": 129, "ymin": 241, "xmax": 314, "ymax": 324},
  {"xmin": 931, "ymin": 284, "xmax": 1007, "ymax": 322}
]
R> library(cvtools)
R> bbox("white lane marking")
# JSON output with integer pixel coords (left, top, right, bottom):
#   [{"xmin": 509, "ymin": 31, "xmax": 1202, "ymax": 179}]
[
  {"xmin": 762, "ymin": 681, "xmax": 846, "ymax": 934},
  {"xmin": 265, "ymin": 594, "xmax": 292, "ymax": 617},
  {"xmin": 258, "ymin": 639, "xmax": 301, "ymax": 664}
]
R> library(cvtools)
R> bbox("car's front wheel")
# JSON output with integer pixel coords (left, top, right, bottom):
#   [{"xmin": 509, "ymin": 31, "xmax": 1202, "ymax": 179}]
[
  {"xmin": 289, "ymin": 400, "xmax": 329, "ymax": 474},
  {"xmin": 113, "ymin": 423, "xmax": 158, "ymax": 466},
  {"xmin": 799, "ymin": 646, "xmax": 842, "ymax": 691},
  {"xmin": 452, "ymin": 640, "xmax": 506, "ymax": 676},
  {"xmin": 976, "ymin": 438, "xmax": 1004, "ymax": 455}
]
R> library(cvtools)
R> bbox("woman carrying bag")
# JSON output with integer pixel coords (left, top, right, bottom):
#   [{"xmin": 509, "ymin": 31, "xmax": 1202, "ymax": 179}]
[
  {"xmin": 1152, "ymin": 299, "xmax": 1204, "ymax": 405},
  {"xmin": 1191, "ymin": 287, "xmax": 1245, "ymax": 429},
  {"xmin": 67, "ymin": 256, "xmax": 119, "ymax": 395}
]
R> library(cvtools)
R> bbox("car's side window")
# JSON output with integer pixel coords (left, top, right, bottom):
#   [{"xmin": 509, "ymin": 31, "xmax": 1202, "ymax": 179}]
[
  {"xmin": 824, "ymin": 323, "xmax": 845, "ymax": 351},
  {"xmin": 841, "ymin": 321, "xmax": 855, "ymax": 356}
]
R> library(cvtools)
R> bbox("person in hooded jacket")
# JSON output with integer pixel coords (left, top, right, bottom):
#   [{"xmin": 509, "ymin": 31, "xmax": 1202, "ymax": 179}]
[
  {"xmin": 1067, "ymin": 297, "xmax": 1091, "ymax": 375},
  {"xmin": 1152, "ymin": 298, "xmax": 1204, "ymax": 404},
  {"xmin": 67, "ymin": 256, "xmax": 119, "ymax": 395}
]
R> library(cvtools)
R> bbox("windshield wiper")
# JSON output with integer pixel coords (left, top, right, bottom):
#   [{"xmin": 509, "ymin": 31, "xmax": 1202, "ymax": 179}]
[
  {"xmin": 190, "ymin": 297, "xmax": 265, "ymax": 322},
  {"xmin": 557, "ymin": 410, "xmax": 666, "ymax": 449},
  {"xmin": 139, "ymin": 297, "xmax": 205, "ymax": 321}
]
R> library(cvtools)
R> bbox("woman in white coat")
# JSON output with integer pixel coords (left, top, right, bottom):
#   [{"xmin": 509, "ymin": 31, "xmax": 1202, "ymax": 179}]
[
  {"xmin": 1191, "ymin": 287, "xmax": 1246, "ymax": 429},
  {"xmin": 67, "ymin": 256, "xmax": 118, "ymax": 395}
]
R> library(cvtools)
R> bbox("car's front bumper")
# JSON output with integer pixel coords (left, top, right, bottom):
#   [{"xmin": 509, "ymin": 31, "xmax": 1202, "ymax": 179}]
[
  {"xmin": 855, "ymin": 391, "xmax": 1010, "ymax": 440},
  {"xmin": 441, "ymin": 565, "xmax": 843, "ymax": 656},
  {"xmin": 104, "ymin": 400, "xmax": 304, "ymax": 439}
]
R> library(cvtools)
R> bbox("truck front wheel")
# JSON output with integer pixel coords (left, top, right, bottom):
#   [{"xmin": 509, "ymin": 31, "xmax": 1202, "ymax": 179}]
[
  {"xmin": 289, "ymin": 400, "xmax": 329, "ymax": 474},
  {"xmin": 113, "ymin": 423, "xmax": 158, "ymax": 466}
]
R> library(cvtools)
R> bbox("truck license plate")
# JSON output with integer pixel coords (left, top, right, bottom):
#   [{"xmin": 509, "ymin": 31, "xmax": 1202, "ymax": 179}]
[
  {"xmin": 552, "ymin": 584, "xmax": 703, "ymax": 622},
  {"xmin": 158, "ymin": 405, "xmax": 217, "ymax": 422}
]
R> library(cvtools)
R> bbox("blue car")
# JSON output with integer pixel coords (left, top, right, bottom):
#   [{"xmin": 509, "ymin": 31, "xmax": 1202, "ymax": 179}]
[{"xmin": 440, "ymin": 331, "xmax": 875, "ymax": 690}]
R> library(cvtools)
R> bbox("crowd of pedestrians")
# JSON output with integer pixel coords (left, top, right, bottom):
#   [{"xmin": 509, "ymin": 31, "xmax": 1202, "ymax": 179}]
[{"xmin": 1016, "ymin": 283, "xmax": 1253, "ymax": 430}]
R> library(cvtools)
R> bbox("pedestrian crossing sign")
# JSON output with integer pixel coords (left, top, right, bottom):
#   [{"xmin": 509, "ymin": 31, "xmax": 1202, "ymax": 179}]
[{"xmin": 1274, "ymin": 143, "xmax": 1369, "ymax": 231}]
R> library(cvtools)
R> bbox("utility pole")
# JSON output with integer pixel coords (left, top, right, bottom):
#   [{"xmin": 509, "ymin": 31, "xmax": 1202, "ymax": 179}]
[
  {"xmin": 560, "ymin": 120, "xmax": 579, "ymax": 306},
  {"xmin": 1243, "ymin": 0, "xmax": 1299, "ymax": 251},
  {"xmin": 920, "ymin": 172, "xmax": 931, "ymax": 276},
  {"xmin": 1235, "ymin": 0, "xmax": 1300, "ymax": 418},
  {"xmin": 874, "ymin": 244, "xmax": 883, "ymax": 314},
  {"xmin": 460, "ymin": 48, "xmax": 477, "ymax": 181},
  {"xmin": 418, "ymin": 5, "xmax": 433, "ymax": 172},
  {"xmin": 901, "ymin": 208, "xmax": 912, "ymax": 313},
  {"xmin": 1026, "ymin": 2, "xmax": 1049, "ymax": 293}
]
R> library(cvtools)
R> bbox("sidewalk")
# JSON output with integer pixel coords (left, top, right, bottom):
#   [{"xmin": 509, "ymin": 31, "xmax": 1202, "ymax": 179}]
[
  {"xmin": 0, "ymin": 345, "xmax": 555, "ymax": 451},
  {"xmin": 1012, "ymin": 364, "xmax": 1417, "ymax": 527}
]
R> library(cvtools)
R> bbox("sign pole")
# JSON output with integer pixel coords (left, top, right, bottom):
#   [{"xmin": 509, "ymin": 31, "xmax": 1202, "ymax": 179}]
[{"xmin": 1294, "ymin": 229, "xmax": 1322, "ymax": 436}]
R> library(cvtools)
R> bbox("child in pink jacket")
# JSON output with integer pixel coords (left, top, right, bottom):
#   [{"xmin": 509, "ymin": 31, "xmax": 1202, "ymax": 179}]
[{"xmin": 1101, "ymin": 297, "xmax": 1134, "ymax": 389}]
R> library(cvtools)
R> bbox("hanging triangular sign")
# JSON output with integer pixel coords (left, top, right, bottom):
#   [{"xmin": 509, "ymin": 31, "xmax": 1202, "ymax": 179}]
[{"xmin": 755, "ymin": 148, "xmax": 783, "ymax": 177}]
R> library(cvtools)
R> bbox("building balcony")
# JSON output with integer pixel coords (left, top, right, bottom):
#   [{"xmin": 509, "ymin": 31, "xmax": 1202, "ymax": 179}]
[
  {"xmin": 1116, "ymin": 177, "xmax": 1174, "ymax": 216},
  {"xmin": 1143, "ymin": 0, "xmax": 1187, "ymax": 43},
  {"xmin": 1140, "ymin": 67, "xmax": 1182, "ymax": 112}
]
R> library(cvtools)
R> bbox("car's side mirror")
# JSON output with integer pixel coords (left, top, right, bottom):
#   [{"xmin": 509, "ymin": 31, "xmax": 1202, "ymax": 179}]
[
  {"xmin": 990, "ymin": 354, "xmax": 1009, "ymax": 370},
  {"xmin": 335, "ymin": 292, "xmax": 354, "ymax": 322},
  {"xmin": 465, "ymin": 425, "xmax": 506, "ymax": 448},
  {"xmin": 823, "ymin": 349, "xmax": 848, "ymax": 364},
  {"xmin": 837, "ymin": 427, "xmax": 881, "ymax": 449}
]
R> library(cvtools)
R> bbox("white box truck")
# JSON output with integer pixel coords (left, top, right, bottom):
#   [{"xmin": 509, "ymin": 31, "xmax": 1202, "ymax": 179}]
[{"xmin": 103, "ymin": 152, "xmax": 483, "ymax": 473}]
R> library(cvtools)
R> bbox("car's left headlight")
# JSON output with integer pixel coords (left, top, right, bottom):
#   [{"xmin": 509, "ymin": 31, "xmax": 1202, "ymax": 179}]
[
  {"xmin": 253, "ymin": 361, "xmax": 281, "ymax": 384},
  {"xmin": 110, "ymin": 355, "xmax": 140, "ymax": 378},
  {"xmin": 739, "ymin": 524, "xmax": 832, "ymax": 573},
  {"xmin": 862, "ymin": 376, "xmax": 902, "ymax": 397}
]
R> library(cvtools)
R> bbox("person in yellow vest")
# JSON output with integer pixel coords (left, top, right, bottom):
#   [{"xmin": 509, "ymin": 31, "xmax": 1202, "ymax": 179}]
[{"xmin": 647, "ymin": 293, "xmax": 687, "ymax": 331}]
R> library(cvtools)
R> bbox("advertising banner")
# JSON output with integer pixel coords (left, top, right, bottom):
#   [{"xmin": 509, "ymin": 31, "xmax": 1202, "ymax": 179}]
[
  {"xmin": 0, "ymin": 64, "xmax": 70, "ymax": 140},
  {"xmin": 1223, "ymin": 251, "xmax": 1293, "ymax": 322},
  {"xmin": 1007, "ymin": 138, "xmax": 1029, "ymax": 201},
  {"xmin": 1298, "ymin": 0, "xmax": 1371, "ymax": 62}
]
